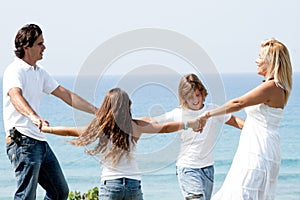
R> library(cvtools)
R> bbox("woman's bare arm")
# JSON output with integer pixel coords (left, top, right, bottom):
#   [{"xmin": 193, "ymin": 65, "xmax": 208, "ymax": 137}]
[
  {"xmin": 225, "ymin": 115, "xmax": 244, "ymax": 130},
  {"xmin": 198, "ymin": 81, "xmax": 285, "ymax": 130}
]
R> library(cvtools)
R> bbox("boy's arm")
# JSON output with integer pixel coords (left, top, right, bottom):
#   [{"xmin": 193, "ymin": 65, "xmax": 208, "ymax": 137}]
[{"xmin": 225, "ymin": 115, "xmax": 244, "ymax": 130}]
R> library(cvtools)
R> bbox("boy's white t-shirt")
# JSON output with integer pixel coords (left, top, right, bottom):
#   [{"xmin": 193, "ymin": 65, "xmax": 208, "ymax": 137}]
[{"xmin": 153, "ymin": 104, "xmax": 231, "ymax": 168}]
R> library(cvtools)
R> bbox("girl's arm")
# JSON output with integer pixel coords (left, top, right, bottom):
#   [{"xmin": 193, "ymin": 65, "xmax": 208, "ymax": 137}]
[
  {"xmin": 132, "ymin": 118, "xmax": 200, "ymax": 139},
  {"xmin": 42, "ymin": 126, "xmax": 86, "ymax": 137}
]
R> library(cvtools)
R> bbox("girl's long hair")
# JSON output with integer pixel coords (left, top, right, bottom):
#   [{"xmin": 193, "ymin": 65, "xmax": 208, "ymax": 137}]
[
  {"xmin": 261, "ymin": 38, "xmax": 293, "ymax": 104},
  {"xmin": 70, "ymin": 88, "xmax": 134, "ymax": 165}
]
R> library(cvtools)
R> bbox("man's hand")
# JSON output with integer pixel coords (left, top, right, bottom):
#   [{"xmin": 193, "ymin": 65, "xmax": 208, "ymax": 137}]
[{"xmin": 29, "ymin": 113, "xmax": 49, "ymax": 131}]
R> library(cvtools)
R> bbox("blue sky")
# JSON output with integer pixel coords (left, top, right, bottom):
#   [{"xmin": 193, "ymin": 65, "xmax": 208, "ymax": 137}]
[{"xmin": 1, "ymin": 0, "xmax": 299, "ymax": 76}]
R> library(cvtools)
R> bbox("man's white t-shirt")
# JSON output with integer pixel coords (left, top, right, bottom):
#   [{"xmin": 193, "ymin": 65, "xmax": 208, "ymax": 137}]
[
  {"xmin": 153, "ymin": 104, "xmax": 231, "ymax": 168},
  {"xmin": 3, "ymin": 58, "xmax": 59, "ymax": 141}
]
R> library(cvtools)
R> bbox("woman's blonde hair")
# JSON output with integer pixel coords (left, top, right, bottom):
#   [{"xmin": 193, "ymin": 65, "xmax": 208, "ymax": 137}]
[
  {"xmin": 261, "ymin": 38, "xmax": 293, "ymax": 104},
  {"xmin": 178, "ymin": 73, "xmax": 208, "ymax": 109},
  {"xmin": 71, "ymin": 88, "xmax": 134, "ymax": 166}
]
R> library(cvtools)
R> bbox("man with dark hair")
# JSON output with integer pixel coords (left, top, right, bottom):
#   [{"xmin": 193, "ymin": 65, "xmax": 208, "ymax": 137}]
[{"xmin": 3, "ymin": 23, "xmax": 97, "ymax": 200}]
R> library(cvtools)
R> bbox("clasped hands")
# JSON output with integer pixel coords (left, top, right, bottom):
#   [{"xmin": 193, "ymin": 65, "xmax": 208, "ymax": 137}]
[
  {"xmin": 189, "ymin": 112, "xmax": 210, "ymax": 133},
  {"xmin": 29, "ymin": 113, "xmax": 49, "ymax": 131}
]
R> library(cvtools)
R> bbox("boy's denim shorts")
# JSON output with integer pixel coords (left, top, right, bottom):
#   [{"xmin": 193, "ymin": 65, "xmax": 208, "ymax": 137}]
[{"xmin": 176, "ymin": 165, "xmax": 214, "ymax": 200}]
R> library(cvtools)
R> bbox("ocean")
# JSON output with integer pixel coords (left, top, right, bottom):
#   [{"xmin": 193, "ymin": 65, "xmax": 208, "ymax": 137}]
[{"xmin": 0, "ymin": 73, "xmax": 299, "ymax": 199}]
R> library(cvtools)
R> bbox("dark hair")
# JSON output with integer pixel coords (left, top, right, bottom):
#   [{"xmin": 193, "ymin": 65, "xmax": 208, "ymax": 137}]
[{"xmin": 14, "ymin": 24, "xmax": 42, "ymax": 58}]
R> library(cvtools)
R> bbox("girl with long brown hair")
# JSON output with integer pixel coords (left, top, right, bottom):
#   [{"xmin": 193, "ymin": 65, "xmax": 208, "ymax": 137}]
[{"xmin": 43, "ymin": 87, "xmax": 200, "ymax": 200}]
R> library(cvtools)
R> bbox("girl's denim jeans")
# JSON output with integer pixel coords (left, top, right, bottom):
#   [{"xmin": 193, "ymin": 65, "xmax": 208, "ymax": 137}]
[{"xmin": 100, "ymin": 177, "xmax": 143, "ymax": 200}]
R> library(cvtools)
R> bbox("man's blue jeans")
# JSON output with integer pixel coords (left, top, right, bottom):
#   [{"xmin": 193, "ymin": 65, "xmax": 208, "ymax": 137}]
[
  {"xmin": 100, "ymin": 177, "xmax": 143, "ymax": 200},
  {"xmin": 176, "ymin": 165, "xmax": 214, "ymax": 200},
  {"xmin": 6, "ymin": 135, "xmax": 69, "ymax": 200}
]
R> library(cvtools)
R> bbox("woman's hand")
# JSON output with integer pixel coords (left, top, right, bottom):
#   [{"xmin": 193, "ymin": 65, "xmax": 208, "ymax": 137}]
[
  {"xmin": 188, "ymin": 119, "xmax": 201, "ymax": 132},
  {"xmin": 195, "ymin": 111, "xmax": 210, "ymax": 132}
]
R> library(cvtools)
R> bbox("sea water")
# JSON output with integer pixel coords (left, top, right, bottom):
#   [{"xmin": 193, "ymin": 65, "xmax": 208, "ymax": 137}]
[{"xmin": 0, "ymin": 73, "xmax": 299, "ymax": 199}]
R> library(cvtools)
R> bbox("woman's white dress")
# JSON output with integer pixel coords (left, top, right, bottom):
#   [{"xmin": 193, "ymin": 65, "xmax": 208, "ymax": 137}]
[{"xmin": 212, "ymin": 104, "xmax": 283, "ymax": 200}]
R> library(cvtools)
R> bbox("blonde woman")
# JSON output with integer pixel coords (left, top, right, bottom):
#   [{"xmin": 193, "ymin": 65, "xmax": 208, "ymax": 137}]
[
  {"xmin": 43, "ymin": 87, "xmax": 201, "ymax": 200},
  {"xmin": 197, "ymin": 39, "xmax": 293, "ymax": 199}
]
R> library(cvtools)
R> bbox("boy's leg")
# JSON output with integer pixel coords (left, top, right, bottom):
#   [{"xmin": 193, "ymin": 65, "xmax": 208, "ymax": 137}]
[{"xmin": 176, "ymin": 166, "xmax": 214, "ymax": 200}]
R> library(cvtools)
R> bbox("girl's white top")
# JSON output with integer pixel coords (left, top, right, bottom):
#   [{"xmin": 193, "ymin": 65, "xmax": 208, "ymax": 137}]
[{"xmin": 101, "ymin": 140, "xmax": 141, "ymax": 181}]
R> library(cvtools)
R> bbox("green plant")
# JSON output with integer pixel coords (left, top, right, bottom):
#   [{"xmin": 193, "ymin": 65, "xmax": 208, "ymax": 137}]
[
  {"xmin": 68, "ymin": 190, "xmax": 82, "ymax": 200},
  {"xmin": 68, "ymin": 187, "xmax": 99, "ymax": 200}
]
